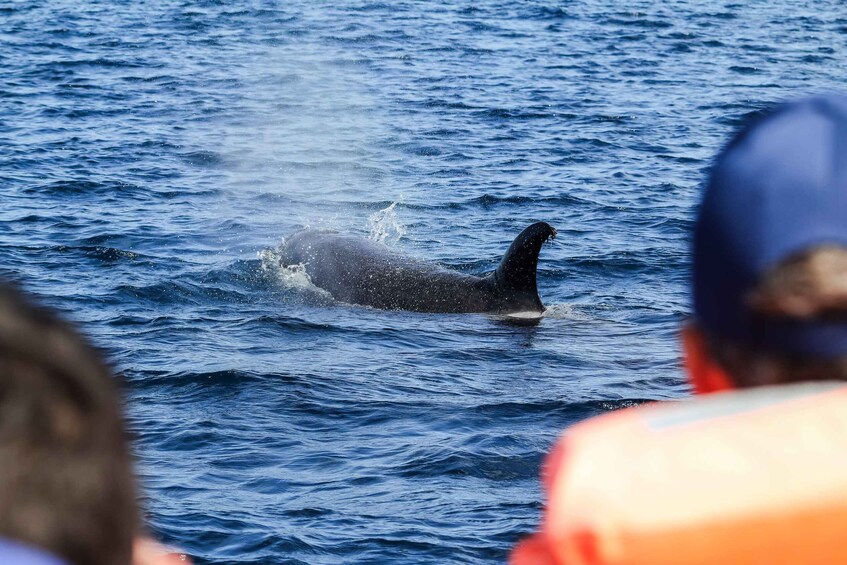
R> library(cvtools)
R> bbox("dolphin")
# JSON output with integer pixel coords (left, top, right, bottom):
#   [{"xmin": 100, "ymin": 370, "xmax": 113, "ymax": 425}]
[{"xmin": 277, "ymin": 221, "xmax": 556, "ymax": 314}]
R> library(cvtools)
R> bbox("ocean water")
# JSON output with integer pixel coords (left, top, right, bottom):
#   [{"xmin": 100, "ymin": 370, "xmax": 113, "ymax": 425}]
[{"xmin": 3, "ymin": 1, "xmax": 847, "ymax": 563}]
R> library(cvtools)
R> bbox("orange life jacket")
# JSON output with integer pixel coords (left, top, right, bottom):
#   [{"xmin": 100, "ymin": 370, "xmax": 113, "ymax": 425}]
[{"xmin": 512, "ymin": 382, "xmax": 847, "ymax": 565}]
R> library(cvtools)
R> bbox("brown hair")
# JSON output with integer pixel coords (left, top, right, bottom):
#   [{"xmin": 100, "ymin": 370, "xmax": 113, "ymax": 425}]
[
  {"xmin": 0, "ymin": 284, "xmax": 139, "ymax": 564},
  {"xmin": 710, "ymin": 246, "xmax": 847, "ymax": 387}
]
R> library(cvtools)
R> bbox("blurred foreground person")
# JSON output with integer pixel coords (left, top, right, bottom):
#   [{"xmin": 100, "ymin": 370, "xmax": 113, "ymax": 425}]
[
  {"xmin": 0, "ymin": 284, "xmax": 187, "ymax": 565},
  {"xmin": 513, "ymin": 95, "xmax": 847, "ymax": 564}
]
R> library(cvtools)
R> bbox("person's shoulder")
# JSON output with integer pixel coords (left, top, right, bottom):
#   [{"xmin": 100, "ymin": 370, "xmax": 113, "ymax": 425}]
[{"xmin": 0, "ymin": 538, "xmax": 68, "ymax": 565}]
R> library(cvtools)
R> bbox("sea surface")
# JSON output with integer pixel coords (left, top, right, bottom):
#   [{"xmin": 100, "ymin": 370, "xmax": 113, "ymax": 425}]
[{"xmin": 3, "ymin": 1, "xmax": 847, "ymax": 563}]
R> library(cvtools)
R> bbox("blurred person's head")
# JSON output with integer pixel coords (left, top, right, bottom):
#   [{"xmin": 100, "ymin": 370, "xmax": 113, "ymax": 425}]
[
  {"xmin": 0, "ymin": 283, "xmax": 185, "ymax": 565},
  {"xmin": 684, "ymin": 95, "xmax": 847, "ymax": 393}
]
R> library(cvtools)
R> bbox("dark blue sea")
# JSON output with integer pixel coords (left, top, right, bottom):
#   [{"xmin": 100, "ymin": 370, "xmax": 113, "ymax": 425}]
[{"xmin": 3, "ymin": 1, "xmax": 847, "ymax": 563}]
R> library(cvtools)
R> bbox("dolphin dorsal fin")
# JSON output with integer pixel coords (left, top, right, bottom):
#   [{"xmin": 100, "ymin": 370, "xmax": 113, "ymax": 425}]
[{"xmin": 493, "ymin": 222, "xmax": 556, "ymax": 311}]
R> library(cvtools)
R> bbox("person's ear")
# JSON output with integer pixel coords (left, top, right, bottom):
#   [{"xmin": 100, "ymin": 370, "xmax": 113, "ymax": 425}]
[
  {"xmin": 681, "ymin": 324, "xmax": 734, "ymax": 394},
  {"xmin": 133, "ymin": 538, "xmax": 191, "ymax": 565}
]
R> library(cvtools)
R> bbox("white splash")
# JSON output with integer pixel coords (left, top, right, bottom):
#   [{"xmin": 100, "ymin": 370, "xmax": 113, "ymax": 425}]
[
  {"xmin": 368, "ymin": 202, "xmax": 405, "ymax": 246},
  {"xmin": 258, "ymin": 245, "xmax": 333, "ymax": 302},
  {"xmin": 542, "ymin": 303, "xmax": 589, "ymax": 320}
]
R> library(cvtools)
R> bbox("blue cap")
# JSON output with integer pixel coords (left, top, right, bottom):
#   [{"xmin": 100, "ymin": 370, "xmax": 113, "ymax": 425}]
[
  {"xmin": 693, "ymin": 95, "xmax": 847, "ymax": 358},
  {"xmin": 0, "ymin": 538, "xmax": 67, "ymax": 565}
]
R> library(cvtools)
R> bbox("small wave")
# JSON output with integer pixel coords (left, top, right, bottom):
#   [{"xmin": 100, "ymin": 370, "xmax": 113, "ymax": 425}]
[
  {"xmin": 25, "ymin": 180, "xmax": 103, "ymax": 195},
  {"xmin": 477, "ymin": 107, "xmax": 557, "ymax": 120},
  {"xmin": 133, "ymin": 369, "xmax": 268, "ymax": 389},
  {"xmin": 606, "ymin": 15, "xmax": 673, "ymax": 29},
  {"xmin": 24, "ymin": 180, "xmax": 150, "ymax": 198},
  {"xmin": 52, "ymin": 244, "xmax": 145, "ymax": 263},
  {"xmin": 729, "ymin": 65, "xmax": 760, "ymax": 75},
  {"xmin": 542, "ymin": 303, "xmax": 591, "ymax": 320},
  {"xmin": 147, "ymin": 284, "xmax": 246, "ymax": 305},
  {"xmin": 396, "ymin": 448, "xmax": 539, "ymax": 481},
  {"xmin": 472, "ymin": 398, "xmax": 654, "ymax": 419},
  {"xmin": 534, "ymin": 6, "xmax": 571, "ymax": 20},
  {"xmin": 40, "ymin": 58, "xmax": 152, "ymax": 69},
  {"xmin": 180, "ymin": 150, "xmax": 226, "ymax": 168},
  {"xmin": 468, "ymin": 192, "xmax": 598, "ymax": 210}
]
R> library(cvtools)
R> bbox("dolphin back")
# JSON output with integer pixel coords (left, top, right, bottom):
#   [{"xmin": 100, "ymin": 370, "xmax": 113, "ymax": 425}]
[
  {"xmin": 279, "ymin": 230, "xmax": 499, "ymax": 312},
  {"xmin": 278, "ymin": 222, "xmax": 555, "ymax": 314}
]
